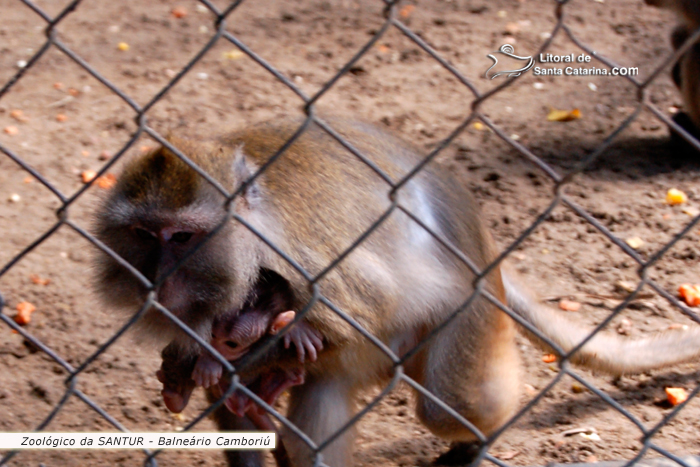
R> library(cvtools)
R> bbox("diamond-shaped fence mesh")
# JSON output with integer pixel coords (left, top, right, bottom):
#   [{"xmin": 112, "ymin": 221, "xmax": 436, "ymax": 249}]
[{"xmin": 1, "ymin": 0, "xmax": 699, "ymax": 466}]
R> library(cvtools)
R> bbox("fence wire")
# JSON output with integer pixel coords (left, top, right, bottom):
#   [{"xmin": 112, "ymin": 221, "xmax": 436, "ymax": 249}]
[{"xmin": 1, "ymin": 0, "xmax": 699, "ymax": 467}]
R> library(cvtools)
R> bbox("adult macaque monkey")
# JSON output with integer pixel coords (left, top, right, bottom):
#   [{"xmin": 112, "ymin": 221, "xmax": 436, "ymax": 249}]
[
  {"xmin": 645, "ymin": 0, "xmax": 700, "ymax": 136},
  {"xmin": 93, "ymin": 118, "xmax": 700, "ymax": 467}
]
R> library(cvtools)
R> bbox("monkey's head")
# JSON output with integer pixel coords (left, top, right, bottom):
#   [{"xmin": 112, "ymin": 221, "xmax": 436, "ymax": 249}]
[{"xmin": 92, "ymin": 138, "xmax": 262, "ymax": 342}]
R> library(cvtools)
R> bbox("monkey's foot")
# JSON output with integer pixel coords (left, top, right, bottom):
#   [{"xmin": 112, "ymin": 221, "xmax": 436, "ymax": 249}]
[
  {"xmin": 670, "ymin": 111, "xmax": 700, "ymax": 151},
  {"xmin": 434, "ymin": 442, "xmax": 483, "ymax": 466},
  {"xmin": 221, "ymin": 367, "xmax": 306, "ymax": 417},
  {"xmin": 156, "ymin": 369, "xmax": 196, "ymax": 414}
]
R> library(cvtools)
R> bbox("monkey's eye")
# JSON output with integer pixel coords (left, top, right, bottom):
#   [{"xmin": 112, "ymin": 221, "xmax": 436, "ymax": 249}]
[
  {"xmin": 224, "ymin": 341, "xmax": 239, "ymax": 349},
  {"xmin": 134, "ymin": 228, "xmax": 156, "ymax": 241},
  {"xmin": 170, "ymin": 232, "xmax": 194, "ymax": 244}
]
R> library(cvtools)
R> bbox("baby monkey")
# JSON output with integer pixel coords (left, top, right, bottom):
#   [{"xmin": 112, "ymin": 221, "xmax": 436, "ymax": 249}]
[{"xmin": 158, "ymin": 269, "xmax": 323, "ymax": 414}]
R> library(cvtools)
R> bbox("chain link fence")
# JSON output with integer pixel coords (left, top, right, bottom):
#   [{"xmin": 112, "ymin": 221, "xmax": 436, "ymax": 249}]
[{"xmin": 1, "ymin": 0, "xmax": 699, "ymax": 466}]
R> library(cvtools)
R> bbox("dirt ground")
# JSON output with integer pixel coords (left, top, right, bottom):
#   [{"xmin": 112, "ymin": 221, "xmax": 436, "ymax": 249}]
[{"xmin": 1, "ymin": 0, "xmax": 700, "ymax": 466}]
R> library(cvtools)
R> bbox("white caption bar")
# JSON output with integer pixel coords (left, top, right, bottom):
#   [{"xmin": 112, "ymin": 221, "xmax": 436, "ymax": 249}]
[{"xmin": 0, "ymin": 432, "xmax": 276, "ymax": 450}]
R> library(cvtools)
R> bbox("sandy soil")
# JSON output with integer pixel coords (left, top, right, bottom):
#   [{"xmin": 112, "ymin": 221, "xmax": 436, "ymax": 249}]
[{"xmin": 1, "ymin": 0, "xmax": 699, "ymax": 466}]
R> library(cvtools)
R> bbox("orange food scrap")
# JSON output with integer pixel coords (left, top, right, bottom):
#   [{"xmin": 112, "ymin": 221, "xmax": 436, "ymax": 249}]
[
  {"xmin": 53, "ymin": 82, "xmax": 63, "ymax": 90},
  {"xmin": 547, "ymin": 108, "xmax": 582, "ymax": 122},
  {"xmin": 3, "ymin": 125, "xmax": 19, "ymax": 136},
  {"xmin": 542, "ymin": 354, "xmax": 557, "ymax": 363},
  {"xmin": 14, "ymin": 302, "xmax": 36, "ymax": 325},
  {"xmin": 377, "ymin": 44, "xmax": 390, "ymax": 54},
  {"xmin": 30, "ymin": 274, "xmax": 51, "ymax": 286},
  {"xmin": 172, "ymin": 6, "xmax": 188, "ymax": 18},
  {"xmin": 117, "ymin": 42, "xmax": 130, "ymax": 51},
  {"xmin": 399, "ymin": 4, "xmax": 415, "ymax": 18},
  {"xmin": 81, "ymin": 150, "xmax": 90, "ymax": 157},
  {"xmin": 140, "ymin": 145, "xmax": 154, "ymax": 153},
  {"xmin": 56, "ymin": 114, "xmax": 68, "ymax": 122},
  {"xmin": 81, "ymin": 170, "xmax": 98, "ymax": 183},
  {"xmin": 10, "ymin": 109, "xmax": 29, "ymax": 122},
  {"xmin": 666, "ymin": 188, "xmax": 688, "ymax": 205},
  {"xmin": 665, "ymin": 387, "xmax": 688, "ymax": 406},
  {"xmin": 678, "ymin": 283, "xmax": 700, "ymax": 307},
  {"xmin": 68, "ymin": 88, "xmax": 80, "ymax": 97},
  {"xmin": 97, "ymin": 173, "xmax": 117, "ymax": 189},
  {"xmin": 23, "ymin": 176, "xmax": 33, "ymax": 184},
  {"xmin": 558, "ymin": 299, "xmax": 581, "ymax": 312}
]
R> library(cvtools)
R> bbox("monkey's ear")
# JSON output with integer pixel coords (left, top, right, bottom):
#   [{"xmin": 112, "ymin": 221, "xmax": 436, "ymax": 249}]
[{"xmin": 231, "ymin": 146, "xmax": 261, "ymax": 206}]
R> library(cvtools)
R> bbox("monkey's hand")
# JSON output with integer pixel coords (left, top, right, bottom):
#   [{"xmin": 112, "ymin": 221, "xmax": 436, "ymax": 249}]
[
  {"xmin": 192, "ymin": 353, "xmax": 224, "ymax": 389},
  {"xmin": 283, "ymin": 321, "xmax": 324, "ymax": 363}
]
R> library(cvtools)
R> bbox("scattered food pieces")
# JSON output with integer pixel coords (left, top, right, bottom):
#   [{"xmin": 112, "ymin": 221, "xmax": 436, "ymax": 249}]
[
  {"xmin": 140, "ymin": 145, "xmax": 154, "ymax": 153},
  {"xmin": 4, "ymin": 125, "xmax": 19, "ymax": 136},
  {"xmin": 196, "ymin": 4, "xmax": 209, "ymax": 13},
  {"xmin": 497, "ymin": 10, "xmax": 507, "ymax": 18},
  {"xmin": 533, "ymin": 82, "xmax": 545, "ymax": 90},
  {"xmin": 571, "ymin": 383, "xmax": 586, "ymax": 394},
  {"xmin": 16, "ymin": 60, "xmax": 27, "ymax": 69},
  {"xmin": 55, "ymin": 113, "xmax": 68, "ymax": 122},
  {"xmin": 14, "ymin": 302, "xmax": 36, "ymax": 325},
  {"xmin": 199, "ymin": 25, "xmax": 209, "ymax": 34},
  {"xmin": 587, "ymin": 83, "xmax": 598, "ymax": 92},
  {"xmin": 81, "ymin": 170, "xmax": 98, "ymax": 183},
  {"xmin": 666, "ymin": 188, "xmax": 687, "ymax": 205},
  {"xmin": 399, "ymin": 5, "xmax": 415, "ymax": 18},
  {"xmin": 625, "ymin": 236, "xmax": 644, "ymax": 249},
  {"xmin": 681, "ymin": 206, "xmax": 699, "ymax": 217},
  {"xmin": 23, "ymin": 177, "xmax": 33, "ymax": 184},
  {"xmin": 68, "ymin": 88, "xmax": 80, "ymax": 97},
  {"xmin": 97, "ymin": 173, "xmax": 117, "ymax": 189},
  {"xmin": 473, "ymin": 122, "xmax": 484, "ymax": 130},
  {"xmin": 678, "ymin": 283, "xmax": 700, "ymax": 307},
  {"xmin": 10, "ymin": 109, "xmax": 29, "ymax": 122},
  {"xmin": 223, "ymin": 50, "xmax": 244, "ymax": 60},
  {"xmin": 495, "ymin": 451, "xmax": 520, "ymax": 461},
  {"xmin": 8, "ymin": 193, "xmax": 21, "ymax": 203},
  {"xmin": 558, "ymin": 299, "xmax": 581, "ymax": 312},
  {"xmin": 505, "ymin": 22, "xmax": 520, "ymax": 35},
  {"xmin": 171, "ymin": 6, "xmax": 187, "ymax": 18},
  {"xmin": 665, "ymin": 387, "xmax": 688, "ymax": 406},
  {"xmin": 29, "ymin": 274, "xmax": 50, "ymax": 286},
  {"xmin": 561, "ymin": 427, "xmax": 597, "ymax": 437},
  {"xmin": 196, "ymin": 72, "xmax": 209, "ymax": 80},
  {"xmin": 668, "ymin": 323, "xmax": 689, "ymax": 331},
  {"xmin": 81, "ymin": 150, "xmax": 90, "ymax": 157},
  {"xmin": 616, "ymin": 318, "xmax": 632, "ymax": 335},
  {"xmin": 547, "ymin": 108, "xmax": 582, "ymax": 122},
  {"xmin": 615, "ymin": 280, "xmax": 637, "ymax": 294},
  {"xmin": 117, "ymin": 42, "xmax": 130, "ymax": 51},
  {"xmin": 542, "ymin": 354, "xmax": 557, "ymax": 363},
  {"xmin": 580, "ymin": 432, "xmax": 601, "ymax": 441},
  {"xmin": 53, "ymin": 82, "xmax": 63, "ymax": 90}
]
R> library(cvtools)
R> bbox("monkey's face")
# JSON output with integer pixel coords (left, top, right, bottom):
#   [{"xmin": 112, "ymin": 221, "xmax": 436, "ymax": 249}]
[
  {"xmin": 90, "ymin": 145, "xmax": 252, "ymax": 336},
  {"xmin": 92, "ymin": 198, "xmax": 237, "ymax": 329}
]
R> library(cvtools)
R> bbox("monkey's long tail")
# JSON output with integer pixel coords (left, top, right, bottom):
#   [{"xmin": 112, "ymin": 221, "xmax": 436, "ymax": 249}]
[{"xmin": 501, "ymin": 270, "xmax": 700, "ymax": 376}]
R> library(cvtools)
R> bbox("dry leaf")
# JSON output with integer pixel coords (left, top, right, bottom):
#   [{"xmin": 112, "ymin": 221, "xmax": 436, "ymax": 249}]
[{"xmin": 547, "ymin": 108, "xmax": 581, "ymax": 122}]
